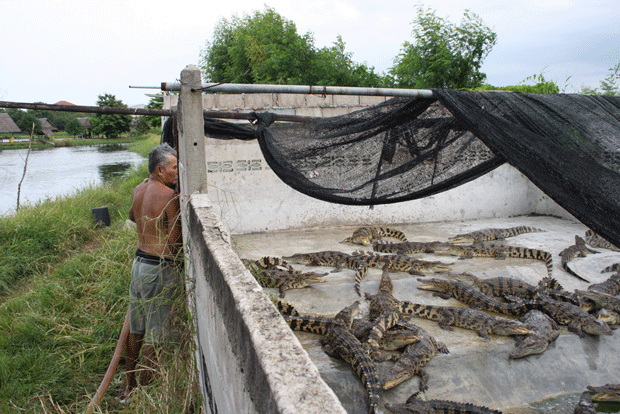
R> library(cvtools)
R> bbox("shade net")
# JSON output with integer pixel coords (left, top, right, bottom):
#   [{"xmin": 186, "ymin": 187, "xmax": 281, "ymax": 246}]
[{"xmin": 164, "ymin": 90, "xmax": 620, "ymax": 248}]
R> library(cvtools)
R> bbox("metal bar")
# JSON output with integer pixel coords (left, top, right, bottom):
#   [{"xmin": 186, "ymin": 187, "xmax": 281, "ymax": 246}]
[
  {"xmin": 160, "ymin": 82, "xmax": 435, "ymax": 98},
  {"xmin": 0, "ymin": 101, "xmax": 314, "ymax": 122}
]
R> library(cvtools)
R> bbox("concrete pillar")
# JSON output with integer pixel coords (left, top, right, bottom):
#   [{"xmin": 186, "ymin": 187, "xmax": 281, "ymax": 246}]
[{"xmin": 177, "ymin": 64, "xmax": 206, "ymax": 202}]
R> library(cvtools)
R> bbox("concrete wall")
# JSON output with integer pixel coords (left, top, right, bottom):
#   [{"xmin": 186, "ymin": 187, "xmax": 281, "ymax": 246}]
[{"xmin": 186, "ymin": 194, "xmax": 345, "ymax": 414}]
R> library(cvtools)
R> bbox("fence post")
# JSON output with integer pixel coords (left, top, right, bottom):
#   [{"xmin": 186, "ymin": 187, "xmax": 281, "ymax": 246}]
[{"xmin": 177, "ymin": 64, "xmax": 206, "ymax": 202}]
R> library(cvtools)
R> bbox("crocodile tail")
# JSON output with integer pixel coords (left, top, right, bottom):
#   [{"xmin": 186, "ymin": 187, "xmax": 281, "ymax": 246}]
[
  {"xmin": 285, "ymin": 315, "xmax": 332, "ymax": 334},
  {"xmin": 272, "ymin": 297, "xmax": 299, "ymax": 317}
]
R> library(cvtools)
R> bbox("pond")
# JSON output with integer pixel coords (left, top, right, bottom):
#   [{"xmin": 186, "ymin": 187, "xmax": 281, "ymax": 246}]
[{"xmin": 0, "ymin": 143, "xmax": 145, "ymax": 216}]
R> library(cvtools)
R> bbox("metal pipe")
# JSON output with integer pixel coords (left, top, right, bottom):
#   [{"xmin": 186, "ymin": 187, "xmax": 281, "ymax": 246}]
[
  {"xmin": 0, "ymin": 101, "xmax": 314, "ymax": 122},
  {"xmin": 160, "ymin": 82, "xmax": 435, "ymax": 98}
]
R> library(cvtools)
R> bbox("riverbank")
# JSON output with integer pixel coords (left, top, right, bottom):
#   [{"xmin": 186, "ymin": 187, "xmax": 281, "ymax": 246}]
[{"xmin": 0, "ymin": 132, "xmax": 202, "ymax": 413}]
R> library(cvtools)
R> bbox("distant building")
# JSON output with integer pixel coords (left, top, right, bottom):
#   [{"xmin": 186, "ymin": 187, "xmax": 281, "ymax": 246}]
[
  {"xmin": 37, "ymin": 118, "xmax": 59, "ymax": 138},
  {"xmin": 77, "ymin": 117, "xmax": 92, "ymax": 138},
  {"xmin": 0, "ymin": 112, "xmax": 21, "ymax": 135},
  {"xmin": 54, "ymin": 101, "xmax": 75, "ymax": 106}
]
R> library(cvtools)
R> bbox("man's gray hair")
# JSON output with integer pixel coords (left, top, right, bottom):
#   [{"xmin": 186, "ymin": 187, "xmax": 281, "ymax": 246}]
[{"xmin": 148, "ymin": 143, "xmax": 178, "ymax": 174}]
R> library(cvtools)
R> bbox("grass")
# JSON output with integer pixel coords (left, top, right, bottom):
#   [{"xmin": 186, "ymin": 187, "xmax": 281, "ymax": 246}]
[
  {"xmin": 0, "ymin": 131, "xmax": 202, "ymax": 413},
  {"xmin": 0, "ymin": 131, "xmax": 158, "ymax": 152}
]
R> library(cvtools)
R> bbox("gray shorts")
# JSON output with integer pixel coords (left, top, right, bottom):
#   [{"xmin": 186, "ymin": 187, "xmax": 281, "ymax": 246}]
[{"xmin": 129, "ymin": 257, "xmax": 179, "ymax": 343}]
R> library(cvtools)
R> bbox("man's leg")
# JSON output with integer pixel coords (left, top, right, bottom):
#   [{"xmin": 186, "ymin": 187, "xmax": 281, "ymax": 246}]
[
  {"xmin": 121, "ymin": 332, "xmax": 144, "ymax": 401},
  {"xmin": 139, "ymin": 343, "xmax": 158, "ymax": 386}
]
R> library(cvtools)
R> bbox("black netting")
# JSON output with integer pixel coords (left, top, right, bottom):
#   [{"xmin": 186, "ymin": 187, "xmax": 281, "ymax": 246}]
[{"xmin": 164, "ymin": 90, "xmax": 620, "ymax": 248}]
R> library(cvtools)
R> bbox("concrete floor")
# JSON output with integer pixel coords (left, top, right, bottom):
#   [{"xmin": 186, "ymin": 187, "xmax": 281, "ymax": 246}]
[{"xmin": 233, "ymin": 214, "xmax": 620, "ymax": 414}]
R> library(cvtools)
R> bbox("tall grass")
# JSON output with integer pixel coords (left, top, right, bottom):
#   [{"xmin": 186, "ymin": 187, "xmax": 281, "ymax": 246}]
[{"xmin": 0, "ymin": 132, "xmax": 202, "ymax": 413}]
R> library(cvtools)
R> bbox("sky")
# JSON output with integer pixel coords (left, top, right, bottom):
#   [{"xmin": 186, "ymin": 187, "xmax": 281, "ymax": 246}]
[{"xmin": 1, "ymin": 0, "xmax": 619, "ymax": 107}]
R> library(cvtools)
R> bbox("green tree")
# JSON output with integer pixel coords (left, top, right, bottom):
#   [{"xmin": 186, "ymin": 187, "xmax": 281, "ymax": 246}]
[
  {"xmin": 15, "ymin": 112, "xmax": 42, "ymax": 135},
  {"xmin": 145, "ymin": 96, "xmax": 164, "ymax": 128},
  {"xmin": 65, "ymin": 118, "xmax": 85, "ymax": 137},
  {"xmin": 476, "ymin": 72, "xmax": 560, "ymax": 94},
  {"xmin": 390, "ymin": 6, "xmax": 497, "ymax": 89},
  {"xmin": 312, "ymin": 35, "xmax": 385, "ymax": 87},
  {"xmin": 199, "ymin": 6, "xmax": 385, "ymax": 87},
  {"xmin": 134, "ymin": 116, "xmax": 151, "ymax": 136},
  {"xmin": 580, "ymin": 60, "xmax": 620, "ymax": 96},
  {"xmin": 89, "ymin": 94, "xmax": 132, "ymax": 139}
]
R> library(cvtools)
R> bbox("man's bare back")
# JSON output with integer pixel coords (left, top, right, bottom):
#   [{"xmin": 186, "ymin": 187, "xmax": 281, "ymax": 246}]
[{"xmin": 129, "ymin": 155, "xmax": 181, "ymax": 258}]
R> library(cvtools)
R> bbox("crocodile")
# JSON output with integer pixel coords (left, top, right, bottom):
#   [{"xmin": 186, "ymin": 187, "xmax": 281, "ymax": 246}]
[
  {"xmin": 401, "ymin": 302, "xmax": 531, "ymax": 340},
  {"xmin": 588, "ymin": 273, "xmax": 620, "ymax": 295},
  {"xmin": 341, "ymin": 226, "xmax": 408, "ymax": 245},
  {"xmin": 559, "ymin": 235, "xmax": 598, "ymax": 282},
  {"xmin": 509, "ymin": 310, "xmax": 560, "ymax": 359},
  {"xmin": 363, "ymin": 266, "xmax": 407, "ymax": 358},
  {"xmin": 381, "ymin": 321, "xmax": 449, "ymax": 391},
  {"xmin": 319, "ymin": 301, "xmax": 380, "ymax": 414},
  {"xmin": 527, "ymin": 290, "xmax": 613, "ymax": 337},
  {"xmin": 272, "ymin": 297, "xmax": 300, "ymax": 317},
  {"xmin": 416, "ymin": 277, "xmax": 531, "ymax": 316},
  {"xmin": 285, "ymin": 314, "xmax": 422, "ymax": 350},
  {"xmin": 282, "ymin": 251, "xmax": 368, "ymax": 295},
  {"xmin": 243, "ymin": 258, "xmax": 328, "ymax": 297},
  {"xmin": 372, "ymin": 240, "xmax": 449, "ymax": 254},
  {"xmin": 586, "ymin": 384, "xmax": 620, "ymax": 402},
  {"xmin": 241, "ymin": 256, "xmax": 295, "ymax": 272},
  {"xmin": 452, "ymin": 273, "xmax": 580, "ymax": 305},
  {"xmin": 449, "ymin": 225, "xmax": 546, "ymax": 244},
  {"xmin": 585, "ymin": 229, "xmax": 620, "ymax": 252},
  {"xmin": 576, "ymin": 289, "xmax": 620, "ymax": 312},
  {"xmin": 433, "ymin": 244, "xmax": 554, "ymax": 277},
  {"xmin": 385, "ymin": 392, "xmax": 503, "ymax": 414},
  {"xmin": 596, "ymin": 308, "xmax": 620, "ymax": 326},
  {"xmin": 352, "ymin": 250, "xmax": 453, "ymax": 275},
  {"xmin": 602, "ymin": 263, "xmax": 620, "ymax": 273},
  {"xmin": 573, "ymin": 391, "xmax": 597, "ymax": 414}
]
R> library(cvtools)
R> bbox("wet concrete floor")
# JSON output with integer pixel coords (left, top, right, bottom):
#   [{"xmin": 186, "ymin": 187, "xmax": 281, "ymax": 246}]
[{"xmin": 233, "ymin": 215, "xmax": 620, "ymax": 413}]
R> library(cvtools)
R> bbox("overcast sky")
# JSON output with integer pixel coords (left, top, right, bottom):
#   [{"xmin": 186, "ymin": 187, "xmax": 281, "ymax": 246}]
[{"xmin": 1, "ymin": 0, "xmax": 619, "ymax": 107}]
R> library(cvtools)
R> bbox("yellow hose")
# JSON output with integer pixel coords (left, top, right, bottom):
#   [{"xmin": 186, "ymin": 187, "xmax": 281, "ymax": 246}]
[{"xmin": 85, "ymin": 309, "xmax": 130, "ymax": 413}]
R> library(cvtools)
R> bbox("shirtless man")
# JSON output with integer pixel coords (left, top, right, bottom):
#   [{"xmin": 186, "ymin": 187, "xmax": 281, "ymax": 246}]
[{"xmin": 122, "ymin": 143, "xmax": 182, "ymax": 402}]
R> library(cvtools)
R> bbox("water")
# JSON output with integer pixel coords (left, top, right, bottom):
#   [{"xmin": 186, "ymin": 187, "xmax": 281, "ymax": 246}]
[{"xmin": 0, "ymin": 143, "xmax": 145, "ymax": 216}]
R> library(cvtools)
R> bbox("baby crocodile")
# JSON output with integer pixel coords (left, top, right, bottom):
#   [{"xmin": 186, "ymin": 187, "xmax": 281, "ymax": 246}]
[
  {"xmin": 576, "ymin": 289, "xmax": 620, "ymax": 312},
  {"xmin": 587, "ymin": 384, "xmax": 620, "ymax": 402},
  {"xmin": 434, "ymin": 244, "xmax": 554, "ymax": 277},
  {"xmin": 454, "ymin": 273, "xmax": 579, "ymax": 305},
  {"xmin": 585, "ymin": 229, "xmax": 620, "ymax": 251},
  {"xmin": 596, "ymin": 308, "xmax": 620, "ymax": 326},
  {"xmin": 559, "ymin": 235, "xmax": 598, "ymax": 282},
  {"xmin": 509, "ymin": 310, "xmax": 560, "ymax": 359},
  {"xmin": 282, "ymin": 251, "xmax": 368, "ymax": 296},
  {"xmin": 385, "ymin": 393, "xmax": 503, "ymax": 414},
  {"xmin": 602, "ymin": 263, "xmax": 620, "ymax": 274},
  {"xmin": 589, "ymin": 273, "xmax": 620, "ymax": 295},
  {"xmin": 285, "ymin": 315, "xmax": 422, "ymax": 350},
  {"xmin": 402, "ymin": 302, "xmax": 531, "ymax": 340},
  {"xmin": 449, "ymin": 225, "xmax": 545, "ymax": 244},
  {"xmin": 528, "ymin": 291, "xmax": 613, "ymax": 338},
  {"xmin": 320, "ymin": 301, "xmax": 380, "ymax": 414},
  {"xmin": 381, "ymin": 321, "xmax": 449, "ymax": 391},
  {"xmin": 352, "ymin": 251, "xmax": 452, "ymax": 275},
  {"xmin": 372, "ymin": 240, "xmax": 449, "ymax": 254},
  {"xmin": 573, "ymin": 391, "xmax": 597, "ymax": 414},
  {"xmin": 341, "ymin": 226, "xmax": 408, "ymax": 245},
  {"xmin": 364, "ymin": 267, "xmax": 405, "ymax": 358},
  {"xmin": 243, "ymin": 257, "xmax": 328, "ymax": 297},
  {"xmin": 416, "ymin": 277, "xmax": 531, "ymax": 316}
]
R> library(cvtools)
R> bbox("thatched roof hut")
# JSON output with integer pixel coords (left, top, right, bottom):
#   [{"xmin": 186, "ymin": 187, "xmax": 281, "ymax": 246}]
[{"xmin": 0, "ymin": 112, "xmax": 21, "ymax": 134}]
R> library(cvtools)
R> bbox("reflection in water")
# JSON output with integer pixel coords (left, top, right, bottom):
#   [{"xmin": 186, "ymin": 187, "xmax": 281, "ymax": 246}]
[
  {"xmin": 97, "ymin": 143, "xmax": 127, "ymax": 153},
  {"xmin": 99, "ymin": 162, "xmax": 132, "ymax": 181}
]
